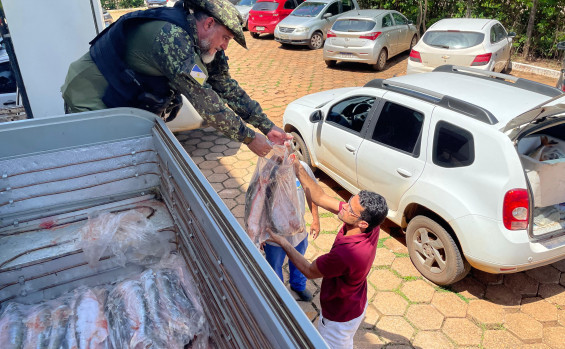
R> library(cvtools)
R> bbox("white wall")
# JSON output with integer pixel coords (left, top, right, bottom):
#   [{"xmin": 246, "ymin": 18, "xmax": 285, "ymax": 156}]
[{"xmin": 2, "ymin": 0, "xmax": 104, "ymax": 117}]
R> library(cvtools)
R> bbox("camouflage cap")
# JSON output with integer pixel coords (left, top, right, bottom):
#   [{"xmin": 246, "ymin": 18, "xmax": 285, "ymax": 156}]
[{"xmin": 184, "ymin": 0, "xmax": 247, "ymax": 49}]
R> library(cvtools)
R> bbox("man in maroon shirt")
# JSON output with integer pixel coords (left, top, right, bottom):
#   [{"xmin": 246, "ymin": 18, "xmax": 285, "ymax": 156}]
[{"xmin": 268, "ymin": 157, "xmax": 388, "ymax": 348}]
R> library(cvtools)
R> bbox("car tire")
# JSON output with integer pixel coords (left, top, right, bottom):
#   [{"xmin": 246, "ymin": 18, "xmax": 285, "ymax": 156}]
[
  {"xmin": 409, "ymin": 34, "xmax": 418, "ymax": 51},
  {"xmin": 290, "ymin": 131, "xmax": 314, "ymax": 170},
  {"xmin": 406, "ymin": 216, "xmax": 471, "ymax": 285},
  {"xmin": 251, "ymin": 32, "xmax": 260, "ymax": 39},
  {"xmin": 308, "ymin": 31, "xmax": 324, "ymax": 50},
  {"xmin": 325, "ymin": 60, "xmax": 337, "ymax": 68},
  {"xmin": 502, "ymin": 57, "xmax": 512, "ymax": 74},
  {"xmin": 372, "ymin": 48, "xmax": 387, "ymax": 71}
]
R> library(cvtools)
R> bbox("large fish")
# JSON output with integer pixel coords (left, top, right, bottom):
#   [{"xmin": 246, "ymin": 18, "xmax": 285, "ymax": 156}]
[
  {"xmin": 0, "ymin": 302, "xmax": 26, "ymax": 349},
  {"xmin": 74, "ymin": 288, "xmax": 109, "ymax": 349},
  {"xmin": 140, "ymin": 269, "xmax": 169, "ymax": 347},
  {"xmin": 22, "ymin": 304, "xmax": 52, "ymax": 349},
  {"xmin": 46, "ymin": 302, "xmax": 71, "ymax": 349}
]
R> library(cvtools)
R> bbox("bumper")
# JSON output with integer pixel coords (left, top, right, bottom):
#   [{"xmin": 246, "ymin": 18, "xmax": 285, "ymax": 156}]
[
  {"xmin": 323, "ymin": 44, "xmax": 379, "ymax": 65},
  {"xmin": 406, "ymin": 60, "xmax": 494, "ymax": 75},
  {"xmin": 274, "ymin": 29, "xmax": 310, "ymax": 45},
  {"xmin": 452, "ymin": 215, "xmax": 565, "ymax": 274}
]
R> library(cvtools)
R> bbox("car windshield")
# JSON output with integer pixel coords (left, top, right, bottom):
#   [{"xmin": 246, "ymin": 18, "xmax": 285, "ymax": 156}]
[
  {"xmin": 423, "ymin": 31, "xmax": 485, "ymax": 49},
  {"xmin": 237, "ymin": 0, "xmax": 257, "ymax": 6},
  {"xmin": 332, "ymin": 19, "xmax": 376, "ymax": 32},
  {"xmin": 292, "ymin": 2, "xmax": 325, "ymax": 17},
  {"xmin": 251, "ymin": 1, "xmax": 278, "ymax": 11}
]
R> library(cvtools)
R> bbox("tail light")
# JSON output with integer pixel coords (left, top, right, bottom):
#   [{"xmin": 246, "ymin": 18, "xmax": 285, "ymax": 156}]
[
  {"xmin": 503, "ymin": 189, "xmax": 529, "ymax": 230},
  {"xmin": 327, "ymin": 30, "xmax": 336, "ymax": 38},
  {"xmin": 409, "ymin": 49, "xmax": 421, "ymax": 63},
  {"xmin": 359, "ymin": 32, "xmax": 382, "ymax": 40},
  {"xmin": 471, "ymin": 53, "xmax": 492, "ymax": 66}
]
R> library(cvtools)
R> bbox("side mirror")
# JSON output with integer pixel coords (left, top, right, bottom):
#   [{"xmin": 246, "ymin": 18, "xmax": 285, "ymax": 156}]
[
  {"xmin": 508, "ymin": 32, "xmax": 516, "ymax": 38},
  {"xmin": 323, "ymin": 13, "xmax": 332, "ymax": 19},
  {"xmin": 309, "ymin": 110, "xmax": 322, "ymax": 123}
]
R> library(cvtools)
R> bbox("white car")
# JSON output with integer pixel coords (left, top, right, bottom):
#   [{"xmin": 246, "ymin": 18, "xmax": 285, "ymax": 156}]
[
  {"xmin": 407, "ymin": 18, "xmax": 515, "ymax": 74},
  {"xmin": 283, "ymin": 65, "xmax": 565, "ymax": 285},
  {"xmin": 235, "ymin": 0, "xmax": 258, "ymax": 30},
  {"xmin": 323, "ymin": 9, "xmax": 418, "ymax": 71}
]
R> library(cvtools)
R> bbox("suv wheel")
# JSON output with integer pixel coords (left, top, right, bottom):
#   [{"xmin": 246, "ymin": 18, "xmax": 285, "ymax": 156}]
[
  {"xmin": 372, "ymin": 48, "xmax": 387, "ymax": 71},
  {"xmin": 291, "ymin": 132, "xmax": 314, "ymax": 169},
  {"xmin": 251, "ymin": 32, "xmax": 260, "ymax": 39},
  {"xmin": 308, "ymin": 31, "xmax": 324, "ymax": 50},
  {"xmin": 406, "ymin": 216, "xmax": 471, "ymax": 285}
]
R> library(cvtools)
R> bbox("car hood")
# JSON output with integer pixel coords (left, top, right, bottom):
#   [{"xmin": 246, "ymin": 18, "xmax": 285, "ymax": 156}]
[
  {"xmin": 291, "ymin": 87, "xmax": 358, "ymax": 108},
  {"xmin": 504, "ymin": 94, "xmax": 565, "ymax": 139},
  {"xmin": 235, "ymin": 5, "xmax": 252, "ymax": 15},
  {"xmin": 279, "ymin": 15, "xmax": 319, "ymax": 27}
]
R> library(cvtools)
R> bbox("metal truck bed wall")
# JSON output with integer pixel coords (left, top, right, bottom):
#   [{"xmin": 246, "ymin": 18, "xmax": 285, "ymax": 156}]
[{"xmin": 0, "ymin": 108, "xmax": 327, "ymax": 348}]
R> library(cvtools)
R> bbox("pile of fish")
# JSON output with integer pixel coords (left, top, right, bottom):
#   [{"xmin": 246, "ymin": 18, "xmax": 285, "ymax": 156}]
[
  {"xmin": 244, "ymin": 145, "xmax": 304, "ymax": 245},
  {"xmin": 0, "ymin": 268, "xmax": 207, "ymax": 349}
]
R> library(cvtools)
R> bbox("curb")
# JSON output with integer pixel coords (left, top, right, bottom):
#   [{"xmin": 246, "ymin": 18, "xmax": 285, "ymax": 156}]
[{"xmin": 510, "ymin": 62, "xmax": 561, "ymax": 78}]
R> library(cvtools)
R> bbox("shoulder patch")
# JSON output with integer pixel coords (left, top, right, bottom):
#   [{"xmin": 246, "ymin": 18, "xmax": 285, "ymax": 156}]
[{"xmin": 190, "ymin": 64, "xmax": 207, "ymax": 85}]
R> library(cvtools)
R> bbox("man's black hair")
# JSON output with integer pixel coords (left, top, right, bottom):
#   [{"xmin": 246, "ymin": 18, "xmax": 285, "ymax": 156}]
[
  {"xmin": 358, "ymin": 190, "xmax": 388, "ymax": 231},
  {"xmin": 193, "ymin": 11, "xmax": 210, "ymax": 21}
]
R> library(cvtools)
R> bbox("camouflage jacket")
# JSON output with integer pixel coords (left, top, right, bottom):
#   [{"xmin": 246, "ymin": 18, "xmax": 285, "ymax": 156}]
[{"xmin": 153, "ymin": 15, "xmax": 273, "ymax": 142}]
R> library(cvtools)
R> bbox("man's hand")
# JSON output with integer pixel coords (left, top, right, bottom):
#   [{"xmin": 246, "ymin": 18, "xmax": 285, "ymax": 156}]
[
  {"xmin": 247, "ymin": 132, "xmax": 273, "ymax": 157},
  {"xmin": 266, "ymin": 228, "xmax": 286, "ymax": 246},
  {"xmin": 310, "ymin": 220, "xmax": 320, "ymax": 240},
  {"xmin": 266, "ymin": 126, "xmax": 292, "ymax": 145}
]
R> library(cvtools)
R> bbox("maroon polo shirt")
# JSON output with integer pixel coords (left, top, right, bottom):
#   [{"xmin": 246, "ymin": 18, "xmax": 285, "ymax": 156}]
[{"xmin": 315, "ymin": 202, "xmax": 380, "ymax": 322}]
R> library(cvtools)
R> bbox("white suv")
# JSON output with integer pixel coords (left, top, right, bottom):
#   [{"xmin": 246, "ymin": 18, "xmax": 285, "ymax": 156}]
[{"xmin": 283, "ymin": 65, "xmax": 565, "ymax": 285}]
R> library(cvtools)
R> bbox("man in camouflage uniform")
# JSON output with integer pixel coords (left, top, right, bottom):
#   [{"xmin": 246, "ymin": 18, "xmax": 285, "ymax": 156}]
[{"xmin": 61, "ymin": 0, "xmax": 289, "ymax": 156}]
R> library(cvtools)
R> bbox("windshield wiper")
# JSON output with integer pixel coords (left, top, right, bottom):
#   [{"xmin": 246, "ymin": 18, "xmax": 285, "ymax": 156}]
[{"xmin": 430, "ymin": 44, "xmax": 450, "ymax": 49}]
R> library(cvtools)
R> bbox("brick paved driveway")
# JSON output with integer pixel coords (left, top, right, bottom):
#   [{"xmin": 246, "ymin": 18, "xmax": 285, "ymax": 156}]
[{"xmin": 176, "ymin": 32, "xmax": 565, "ymax": 348}]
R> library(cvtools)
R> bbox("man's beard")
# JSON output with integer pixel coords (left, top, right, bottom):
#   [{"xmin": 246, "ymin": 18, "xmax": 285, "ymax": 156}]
[{"xmin": 199, "ymin": 38, "xmax": 216, "ymax": 64}]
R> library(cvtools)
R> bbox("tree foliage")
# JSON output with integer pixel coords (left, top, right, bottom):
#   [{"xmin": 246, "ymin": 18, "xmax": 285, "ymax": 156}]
[{"xmin": 358, "ymin": 0, "xmax": 565, "ymax": 59}]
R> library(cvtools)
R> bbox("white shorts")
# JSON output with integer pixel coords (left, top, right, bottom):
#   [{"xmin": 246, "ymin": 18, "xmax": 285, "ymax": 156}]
[{"xmin": 317, "ymin": 304, "xmax": 367, "ymax": 349}]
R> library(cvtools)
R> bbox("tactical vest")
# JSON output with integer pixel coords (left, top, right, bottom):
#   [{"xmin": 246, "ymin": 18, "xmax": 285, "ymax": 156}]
[{"xmin": 89, "ymin": 3, "xmax": 191, "ymax": 116}]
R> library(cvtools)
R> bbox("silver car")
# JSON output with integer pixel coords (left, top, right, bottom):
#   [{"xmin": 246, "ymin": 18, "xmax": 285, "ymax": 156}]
[
  {"xmin": 323, "ymin": 9, "xmax": 418, "ymax": 70},
  {"xmin": 235, "ymin": 0, "xmax": 259, "ymax": 29},
  {"xmin": 274, "ymin": 0, "xmax": 359, "ymax": 50}
]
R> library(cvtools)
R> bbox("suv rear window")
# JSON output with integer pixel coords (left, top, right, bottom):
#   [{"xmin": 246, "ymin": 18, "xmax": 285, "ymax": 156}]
[
  {"xmin": 252, "ymin": 1, "xmax": 279, "ymax": 11},
  {"xmin": 433, "ymin": 121, "xmax": 474, "ymax": 168},
  {"xmin": 423, "ymin": 31, "xmax": 484, "ymax": 49},
  {"xmin": 332, "ymin": 19, "xmax": 376, "ymax": 32}
]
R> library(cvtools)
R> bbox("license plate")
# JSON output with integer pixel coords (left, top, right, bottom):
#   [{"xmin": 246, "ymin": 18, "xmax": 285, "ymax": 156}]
[
  {"xmin": 256, "ymin": 26, "xmax": 265, "ymax": 31},
  {"xmin": 340, "ymin": 52, "xmax": 354, "ymax": 57}
]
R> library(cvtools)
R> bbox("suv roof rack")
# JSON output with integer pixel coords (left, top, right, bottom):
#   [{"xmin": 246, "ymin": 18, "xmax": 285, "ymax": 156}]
[
  {"xmin": 364, "ymin": 78, "xmax": 498, "ymax": 125},
  {"xmin": 433, "ymin": 65, "xmax": 562, "ymax": 97}
]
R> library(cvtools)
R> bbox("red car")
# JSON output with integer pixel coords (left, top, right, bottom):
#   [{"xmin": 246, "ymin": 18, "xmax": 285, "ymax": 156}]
[{"xmin": 248, "ymin": 0, "xmax": 304, "ymax": 37}]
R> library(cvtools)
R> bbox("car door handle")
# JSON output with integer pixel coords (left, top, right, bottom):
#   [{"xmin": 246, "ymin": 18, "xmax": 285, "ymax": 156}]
[
  {"xmin": 396, "ymin": 168, "xmax": 412, "ymax": 178},
  {"xmin": 345, "ymin": 144, "xmax": 356, "ymax": 153}
]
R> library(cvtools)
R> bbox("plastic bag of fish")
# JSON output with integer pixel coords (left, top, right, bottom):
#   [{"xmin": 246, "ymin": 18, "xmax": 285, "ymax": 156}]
[
  {"xmin": 0, "ymin": 258, "xmax": 208, "ymax": 349},
  {"xmin": 244, "ymin": 144, "xmax": 305, "ymax": 245}
]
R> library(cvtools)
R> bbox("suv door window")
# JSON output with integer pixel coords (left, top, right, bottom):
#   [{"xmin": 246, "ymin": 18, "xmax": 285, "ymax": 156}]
[
  {"xmin": 492, "ymin": 23, "xmax": 507, "ymax": 43},
  {"xmin": 324, "ymin": 2, "xmax": 340, "ymax": 16},
  {"xmin": 326, "ymin": 96, "xmax": 374, "ymax": 133},
  {"xmin": 371, "ymin": 101, "xmax": 423, "ymax": 155},
  {"xmin": 382, "ymin": 14, "xmax": 393, "ymax": 28},
  {"xmin": 433, "ymin": 121, "xmax": 475, "ymax": 168},
  {"xmin": 391, "ymin": 12, "xmax": 407, "ymax": 25}
]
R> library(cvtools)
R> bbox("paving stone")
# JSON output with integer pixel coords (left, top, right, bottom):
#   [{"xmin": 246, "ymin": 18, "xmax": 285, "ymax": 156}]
[
  {"xmin": 297, "ymin": 301, "xmax": 318, "ymax": 321},
  {"xmin": 196, "ymin": 141, "xmax": 215, "ymax": 149},
  {"xmin": 373, "ymin": 292, "xmax": 408, "ymax": 316},
  {"xmin": 234, "ymin": 193, "xmax": 247, "ymax": 205},
  {"xmin": 552, "ymin": 259, "xmax": 565, "ymax": 272},
  {"xmin": 353, "ymin": 328, "xmax": 386, "ymax": 348},
  {"xmin": 559, "ymin": 307, "xmax": 565, "ymax": 326},
  {"xmin": 368, "ymin": 269, "xmax": 402, "ymax": 291},
  {"xmin": 228, "ymin": 168, "xmax": 249, "ymax": 178},
  {"xmin": 482, "ymin": 329, "xmax": 523, "ymax": 348},
  {"xmin": 367, "ymin": 282, "xmax": 376, "ymax": 301},
  {"xmin": 233, "ymin": 160, "xmax": 253, "ymax": 169},
  {"xmin": 207, "ymin": 173, "xmax": 229, "ymax": 183},
  {"xmin": 303, "ymin": 245, "xmax": 319, "ymax": 262},
  {"xmin": 210, "ymin": 181, "xmax": 224, "ymax": 193},
  {"xmin": 406, "ymin": 304, "xmax": 444, "ymax": 330},
  {"xmin": 431, "ymin": 292, "xmax": 468, "ymax": 318},
  {"xmin": 219, "ymin": 156, "xmax": 237, "ymax": 165},
  {"xmin": 543, "ymin": 326, "xmax": 565, "ymax": 349},
  {"xmin": 521, "ymin": 297, "xmax": 559, "ymax": 323},
  {"xmin": 412, "ymin": 331, "xmax": 454, "ymax": 349},
  {"xmin": 210, "ymin": 144, "xmax": 228, "ymax": 153},
  {"xmin": 391, "ymin": 257, "xmax": 421, "ymax": 278},
  {"xmin": 561, "ymin": 273, "xmax": 565, "ymax": 286},
  {"xmin": 217, "ymin": 188, "xmax": 240, "ymax": 199},
  {"xmin": 516, "ymin": 344, "xmax": 552, "ymax": 349},
  {"xmin": 204, "ymin": 152, "xmax": 223, "ymax": 161},
  {"xmin": 504, "ymin": 272, "xmax": 540, "ymax": 296},
  {"xmin": 198, "ymin": 160, "xmax": 220, "ymax": 170},
  {"xmin": 190, "ymin": 156, "xmax": 205, "ymax": 165},
  {"xmin": 450, "ymin": 276, "xmax": 486, "ymax": 300},
  {"xmin": 383, "ymin": 237, "xmax": 408, "ymax": 254},
  {"xmin": 235, "ymin": 151, "xmax": 256, "ymax": 161},
  {"xmin": 485, "ymin": 284, "xmax": 522, "ymax": 308},
  {"xmin": 312, "ymin": 233, "xmax": 336, "ymax": 253},
  {"xmin": 539, "ymin": 283, "xmax": 565, "ymax": 306},
  {"xmin": 505, "ymin": 312, "xmax": 543, "ymax": 342},
  {"xmin": 212, "ymin": 165, "xmax": 229, "ymax": 174},
  {"xmin": 468, "ymin": 299, "xmax": 505, "ymax": 326},
  {"xmin": 231, "ymin": 204, "xmax": 245, "ymax": 219},
  {"xmin": 375, "ymin": 316, "xmax": 414, "ymax": 343},
  {"xmin": 442, "ymin": 318, "xmax": 482, "ymax": 346},
  {"xmin": 361, "ymin": 304, "xmax": 380, "ymax": 329},
  {"xmin": 222, "ymin": 198, "xmax": 236, "ymax": 210},
  {"xmin": 472, "ymin": 269, "xmax": 504, "ymax": 285},
  {"xmin": 319, "ymin": 216, "xmax": 341, "ymax": 232},
  {"xmin": 401, "ymin": 279, "xmax": 436, "ymax": 303},
  {"xmin": 373, "ymin": 248, "xmax": 396, "ymax": 267},
  {"xmin": 222, "ymin": 178, "xmax": 243, "ymax": 189}
]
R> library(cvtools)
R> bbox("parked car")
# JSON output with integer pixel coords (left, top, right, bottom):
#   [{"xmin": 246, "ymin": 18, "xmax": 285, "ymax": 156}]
[
  {"xmin": 102, "ymin": 9, "xmax": 113, "ymax": 27},
  {"xmin": 283, "ymin": 65, "xmax": 565, "ymax": 285},
  {"xmin": 323, "ymin": 9, "xmax": 418, "ymax": 71},
  {"xmin": 274, "ymin": 0, "xmax": 359, "ymax": 50},
  {"xmin": 0, "ymin": 44, "xmax": 19, "ymax": 109},
  {"xmin": 407, "ymin": 18, "xmax": 515, "ymax": 74},
  {"xmin": 248, "ymin": 0, "xmax": 304, "ymax": 38},
  {"xmin": 235, "ymin": 0, "xmax": 259, "ymax": 30},
  {"xmin": 145, "ymin": 0, "xmax": 170, "ymax": 7}
]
